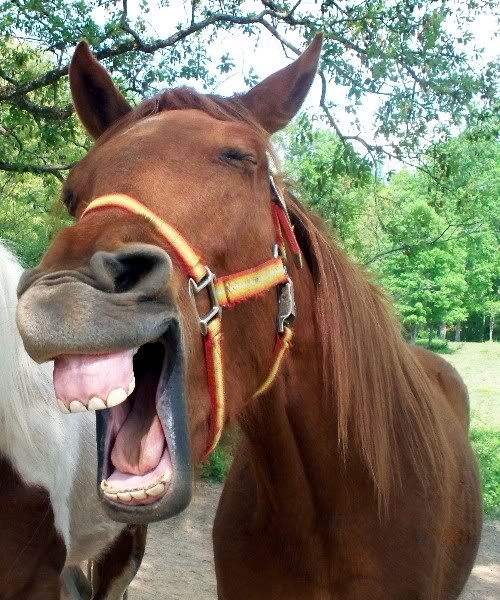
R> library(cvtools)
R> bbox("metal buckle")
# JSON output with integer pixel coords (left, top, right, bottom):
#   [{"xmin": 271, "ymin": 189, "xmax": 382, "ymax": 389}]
[
  {"xmin": 188, "ymin": 268, "xmax": 221, "ymax": 336},
  {"xmin": 272, "ymin": 243, "xmax": 285, "ymax": 260},
  {"xmin": 277, "ymin": 279, "xmax": 296, "ymax": 333}
]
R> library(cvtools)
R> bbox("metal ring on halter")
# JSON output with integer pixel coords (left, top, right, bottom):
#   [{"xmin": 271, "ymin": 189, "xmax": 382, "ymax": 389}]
[{"xmin": 188, "ymin": 268, "xmax": 221, "ymax": 336}]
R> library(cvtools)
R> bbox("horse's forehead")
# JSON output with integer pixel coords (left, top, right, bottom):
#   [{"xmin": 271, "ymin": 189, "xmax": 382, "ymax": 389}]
[{"xmin": 112, "ymin": 110, "xmax": 261, "ymax": 149}]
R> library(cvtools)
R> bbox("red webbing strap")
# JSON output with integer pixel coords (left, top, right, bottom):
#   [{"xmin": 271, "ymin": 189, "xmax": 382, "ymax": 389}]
[
  {"xmin": 273, "ymin": 204, "xmax": 302, "ymax": 269},
  {"xmin": 81, "ymin": 195, "xmax": 207, "ymax": 281},
  {"xmin": 272, "ymin": 204, "xmax": 287, "ymax": 259},
  {"xmin": 215, "ymin": 257, "xmax": 288, "ymax": 307}
]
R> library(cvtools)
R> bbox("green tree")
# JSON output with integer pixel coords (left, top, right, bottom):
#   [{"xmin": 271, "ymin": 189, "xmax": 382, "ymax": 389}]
[
  {"xmin": 372, "ymin": 170, "xmax": 468, "ymax": 341},
  {"xmin": 280, "ymin": 114, "xmax": 373, "ymax": 255},
  {"xmin": 282, "ymin": 119, "xmax": 500, "ymax": 344},
  {"xmin": 425, "ymin": 128, "xmax": 500, "ymax": 340},
  {"xmin": 485, "ymin": 298, "xmax": 500, "ymax": 342},
  {"xmin": 0, "ymin": 0, "xmax": 497, "ymax": 181}
]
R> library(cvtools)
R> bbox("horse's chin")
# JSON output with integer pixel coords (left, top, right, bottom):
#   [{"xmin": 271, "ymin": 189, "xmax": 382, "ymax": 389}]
[{"xmin": 55, "ymin": 320, "xmax": 193, "ymax": 523}]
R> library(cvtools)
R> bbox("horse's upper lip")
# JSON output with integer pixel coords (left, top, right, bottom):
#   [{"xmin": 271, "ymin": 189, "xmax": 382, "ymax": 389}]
[{"xmin": 16, "ymin": 270, "xmax": 176, "ymax": 364}]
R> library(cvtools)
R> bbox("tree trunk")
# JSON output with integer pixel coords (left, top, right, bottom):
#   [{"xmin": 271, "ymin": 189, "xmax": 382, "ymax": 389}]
[
  {"xmin": 439, "ymin": 322, "xmax": 447, "ymax": 340},
  {"xmin": 455, "ymin": 323, "xmax": 461, "ymax": 342},
  {"xmin": 490, "ymin": 316, "xmax": 495, "ymax": 342},
  {"xmin": 409, "ymin": 326, "xmax": 418, "ymax": 344},
  {"xmin": 481, "ymin": 313, "xmax": 486, "ymax": 342},
  {"xmin": 428, "ymin": 324, "xmax": 433, "ymax": 347}
]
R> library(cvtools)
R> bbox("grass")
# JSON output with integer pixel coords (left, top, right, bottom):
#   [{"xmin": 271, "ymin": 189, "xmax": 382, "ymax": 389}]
[
  {"xmin": 202, "ymin": 342, "xmax": 500, "ymax": 518},
  {"xmin": 201, "ymin": 444, "xmax": 233, "ymax": 483},
  {"xmin": 469, "ymin": 428, "xmax": 500, "ymax": 518}
]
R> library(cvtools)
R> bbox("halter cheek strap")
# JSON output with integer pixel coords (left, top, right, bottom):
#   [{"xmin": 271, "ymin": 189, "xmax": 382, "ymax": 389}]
[{"xmin": 81, "ymin": 179, "xmax": 300, "ymax": 457}]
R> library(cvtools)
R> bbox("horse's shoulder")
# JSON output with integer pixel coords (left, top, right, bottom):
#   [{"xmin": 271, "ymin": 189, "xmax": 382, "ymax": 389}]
[{"xmin": 409, "ymin": 345, "xmax": 469, "ymax": 429}]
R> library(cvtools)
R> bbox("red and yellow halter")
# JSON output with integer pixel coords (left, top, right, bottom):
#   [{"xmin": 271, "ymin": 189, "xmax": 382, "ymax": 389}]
[{"xmin": 81, "ymin": 177, "xmax": 301, "ymax": 457}]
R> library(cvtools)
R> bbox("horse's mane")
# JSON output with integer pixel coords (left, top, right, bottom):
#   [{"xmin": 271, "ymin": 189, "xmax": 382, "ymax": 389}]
[
  {"xmin": 104, "ymin": 88, "xmax": 453, "ymax": 508},
  {"xmin": 287, "ymin": 198, "xmax": 454, "ymax": 509},
  {"xmin": 98, "ymin": 86, "xmax": 265, "ymax": 146},
  {"xmin": 0, "ymin": 243, "xmax": 54, "ymax": 448}
]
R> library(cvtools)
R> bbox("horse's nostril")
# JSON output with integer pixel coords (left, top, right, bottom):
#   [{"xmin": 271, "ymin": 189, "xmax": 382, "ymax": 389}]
[
  {"xmin": 113, "ymin": 254, "xmax": 160, "ymax": 293},
  {"xmin": 90, "ymin": 244, "xmax": 172, "ymax": 296}
]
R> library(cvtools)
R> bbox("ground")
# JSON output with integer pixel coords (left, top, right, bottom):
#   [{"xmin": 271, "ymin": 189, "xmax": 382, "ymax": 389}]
[{"xmin": 129, "ymin": 342, "xmax": 500, "ymax": 599}]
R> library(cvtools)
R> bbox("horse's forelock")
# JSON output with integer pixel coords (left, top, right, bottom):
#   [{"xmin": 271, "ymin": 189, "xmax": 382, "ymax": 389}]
[{"xmin": 96, "ymin": 87, "xmax": 269, "ymax": 148}]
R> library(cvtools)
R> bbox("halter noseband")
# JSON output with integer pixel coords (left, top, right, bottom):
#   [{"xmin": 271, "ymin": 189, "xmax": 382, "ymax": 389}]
[{"xmin": 81, "ymin": 176, "xmax": 301, "ymax": 457}]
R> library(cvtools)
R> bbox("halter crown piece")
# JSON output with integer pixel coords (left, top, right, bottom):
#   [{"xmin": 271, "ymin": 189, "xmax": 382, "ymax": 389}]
[{"xmin": 81, "ymin": 175, "xmax": 301, "ymax": 458}]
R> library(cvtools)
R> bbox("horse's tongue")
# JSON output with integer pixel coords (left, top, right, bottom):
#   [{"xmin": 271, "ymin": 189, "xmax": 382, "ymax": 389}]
[{"xmin": 111, "ymin": 375, "xmax": 165, "ymax": 476}]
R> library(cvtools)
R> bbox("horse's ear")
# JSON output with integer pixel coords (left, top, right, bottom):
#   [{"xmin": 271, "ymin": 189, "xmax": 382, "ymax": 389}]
[
  {"xmin": 239, "ymin": 34, "xmax": 323, "ymax": 134},
  {"xmin": 69, "ymin": 41, "xmax": 132, "ymax": 139}
]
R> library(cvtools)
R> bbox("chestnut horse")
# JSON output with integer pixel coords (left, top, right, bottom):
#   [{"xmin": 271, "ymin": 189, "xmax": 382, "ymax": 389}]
[
  {"xmin": 17, "ymin": 36, "xmax": 482, "ymax": 598},
  {"xmin": 0, "ymin": 242, "xmax": 146, "ymax": 598}
]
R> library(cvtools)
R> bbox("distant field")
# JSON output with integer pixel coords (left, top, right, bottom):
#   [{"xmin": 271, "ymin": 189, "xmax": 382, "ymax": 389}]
[
  {"xmin": 442, "ymin": 342, "xmax": 500, "ymax": 518},
  {"xmin": 444, "ymin": 342, "xmax": 500, "ymax": 429}
]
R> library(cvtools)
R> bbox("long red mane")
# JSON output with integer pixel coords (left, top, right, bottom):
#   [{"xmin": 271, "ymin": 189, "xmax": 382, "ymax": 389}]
[{"xmin": 288, "ymin": 198, "xmax": 454, "ymax": 510}]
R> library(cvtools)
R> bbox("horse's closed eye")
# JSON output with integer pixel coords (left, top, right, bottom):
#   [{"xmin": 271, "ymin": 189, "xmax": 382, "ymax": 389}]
[{"xmin": 220, "ymin": 148, "xmax": 257, "ymax": 165}]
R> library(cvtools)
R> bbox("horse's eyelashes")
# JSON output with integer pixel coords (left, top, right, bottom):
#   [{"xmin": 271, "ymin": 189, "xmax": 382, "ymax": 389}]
[{"xmin": 220, "ymin": 148, "xmax": 257, "ymax": 166}]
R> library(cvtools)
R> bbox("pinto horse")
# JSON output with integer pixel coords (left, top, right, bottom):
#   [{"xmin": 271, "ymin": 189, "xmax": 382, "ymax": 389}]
[
  {"xmin": 0, "ymin": 243, "xmax": 146, "ymax": 598},
  {"xmin": 17, "ymin": 35, "xmax": 482, "ymax": 598}
]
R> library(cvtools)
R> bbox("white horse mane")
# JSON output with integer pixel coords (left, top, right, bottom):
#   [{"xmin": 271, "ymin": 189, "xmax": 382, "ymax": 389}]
[{"xmin": 0, "ymin": 243, "xmax": 54, "ymax": 431}]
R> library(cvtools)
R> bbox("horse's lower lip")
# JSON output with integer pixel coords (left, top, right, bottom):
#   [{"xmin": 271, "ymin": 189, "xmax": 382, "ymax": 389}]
[{"xmin": 96, "ymin": 320, "xmax": 193, "ymax": 524}]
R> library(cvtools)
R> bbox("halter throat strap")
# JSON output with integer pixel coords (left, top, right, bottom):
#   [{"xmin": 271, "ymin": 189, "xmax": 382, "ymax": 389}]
[{"xmin": 81, "ymin": 183, "xmax": 300, "ymax": 457}]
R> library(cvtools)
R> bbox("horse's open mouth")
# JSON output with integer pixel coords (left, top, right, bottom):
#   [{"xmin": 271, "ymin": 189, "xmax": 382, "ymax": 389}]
[{"xmin": 53, "ymin": 321, "xmax": 192, "ymax": 523}]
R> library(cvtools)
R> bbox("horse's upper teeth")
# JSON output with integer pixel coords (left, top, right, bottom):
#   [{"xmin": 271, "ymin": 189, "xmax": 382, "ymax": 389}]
[
  {"xmin": 57, "ymin": 399, "xmax": 70, "ymax": 414},
  {"xmin": 106, "ymin": 387, "xmax": 128, "ymax": 408},
  {"xmin": 69, "ymin": 400, "xmax": 87, "ymax": 413},
  {"xmin": 57, "ymin": 381, "xmax": 134, "ymax": 414},
  {"xmin": 88, "ymin": 396, "xmax": 106, "ymax": 410}
]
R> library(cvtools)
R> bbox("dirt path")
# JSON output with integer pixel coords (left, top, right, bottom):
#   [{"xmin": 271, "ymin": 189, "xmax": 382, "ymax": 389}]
[{"xmin": 129, "ymin": 482, "xmax": 500, "ymax": 599}]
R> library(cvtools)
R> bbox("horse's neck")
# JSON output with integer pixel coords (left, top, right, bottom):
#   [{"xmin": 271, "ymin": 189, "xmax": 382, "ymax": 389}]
[
  {"xmin": 0, "ymin": 251, "xmax": 52, "ymax": 441},
  {"xmin": 239, "ymin": 266, "xmax": 361, "ymax": 530}
]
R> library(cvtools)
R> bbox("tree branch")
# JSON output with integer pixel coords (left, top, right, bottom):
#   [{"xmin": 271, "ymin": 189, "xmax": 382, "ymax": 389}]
[
  {"xmin": 364, "ymin": 221, "xmax": 484, "ymax": 265},
  {"xmin": 0, "ymin": 10, "xmax": 276, "ymax": 102},
  {"xmin": 0, "ymin": 161, "xmax": 73, "ymax": 181},
  {"xmin": 7, "ymin": 95, "xmax": 73, "ymax": 120}
]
